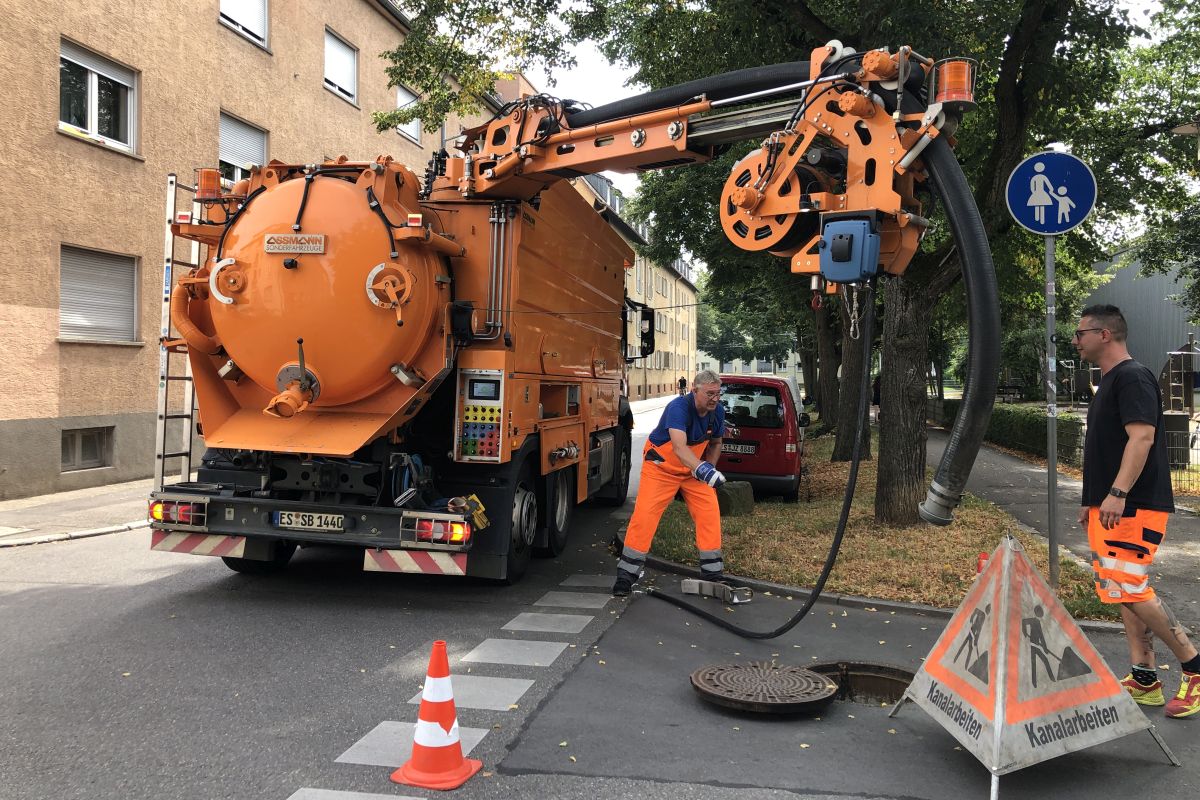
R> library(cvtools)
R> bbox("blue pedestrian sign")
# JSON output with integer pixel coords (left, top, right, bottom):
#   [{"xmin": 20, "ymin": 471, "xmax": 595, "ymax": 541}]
[{"xmin": 1005, "ymin": 152, "xmax": 1097, "ymax": 235}]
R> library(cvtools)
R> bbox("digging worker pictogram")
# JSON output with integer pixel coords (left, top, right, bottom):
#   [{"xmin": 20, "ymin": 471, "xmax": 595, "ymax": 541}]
[
  {"xmin": 613, "ymin": 370, "xmax": 727, "ymax": 596},
  {"xmin": 1074, "ymin": 304, "xmax": 1200, "ymax": 718}
]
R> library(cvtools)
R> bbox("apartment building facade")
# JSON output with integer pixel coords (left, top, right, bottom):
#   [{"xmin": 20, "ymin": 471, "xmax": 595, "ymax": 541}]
[
  {"xmin": 0, "ymin": 0, "xmax": 494, "ymax": 499},
  {"xmin": 571, "ymin": 175, "xmax": 698, "ymax": 399}
]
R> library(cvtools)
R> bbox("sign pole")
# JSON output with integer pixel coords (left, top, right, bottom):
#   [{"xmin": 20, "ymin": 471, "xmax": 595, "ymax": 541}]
[{"xmin": 1045, "ymin": 234, "xmax": 1059, "ymax": 590}]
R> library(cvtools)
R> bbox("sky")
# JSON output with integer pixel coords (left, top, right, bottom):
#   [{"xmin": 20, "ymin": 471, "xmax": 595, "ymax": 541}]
[{"xmin": 537, "ymin": 43, "xmax": 643, "ymax": 197}]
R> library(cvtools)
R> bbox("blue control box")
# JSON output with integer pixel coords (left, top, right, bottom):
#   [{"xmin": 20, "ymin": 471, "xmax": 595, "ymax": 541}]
[{"xmin": 819, "ymin": 220, "xmax": 881, "ymax": 283}]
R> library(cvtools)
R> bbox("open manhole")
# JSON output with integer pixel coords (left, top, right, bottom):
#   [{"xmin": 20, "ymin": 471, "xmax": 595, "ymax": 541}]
[
  {"xmin": 690, "ymin": 662, "xmax": 839, "ymax": 714},
  {"xmin": 806, "ymin": 661, "xmax": 915, "ymax": 706}
]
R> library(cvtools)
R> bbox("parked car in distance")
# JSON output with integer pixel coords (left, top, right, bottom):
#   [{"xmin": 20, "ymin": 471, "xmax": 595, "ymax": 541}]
[{"xmin": 717, "ymin": 375, "xmax": 809, "ymax": 501}]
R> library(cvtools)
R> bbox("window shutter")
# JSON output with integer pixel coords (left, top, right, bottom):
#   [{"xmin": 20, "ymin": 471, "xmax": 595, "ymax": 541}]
[
  {"xmin": 219, "ymin": 113, "xmax": 266, "ymax": 168},
  {"xmin": 60, "ymin": 246, "xmax": 137, "ymax": 341},
  {"xmin": 324, "ymin": 31, "xmax": 356, "ymax": 98},
  {"xmin": 220, "ymin": 0, "xmax": 267, "ymax": 41},
  {"xmin": 60, "ymin": 40, "xmax": 134, "ymax": 86}
]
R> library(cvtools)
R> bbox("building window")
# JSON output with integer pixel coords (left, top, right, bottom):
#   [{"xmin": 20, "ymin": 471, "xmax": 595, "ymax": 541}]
[
  {"xmin": 324, "ymin": 29, "xmax": 357, "ymax": 103},
  {"xmin": 396, "ymin": 85, "xmax": 422, "ymax": 143},
  {"xmin": 721, "ymin": 361, "xmax": 733, "ymax": 373},
  {"xmin": 60, "ymin": 246, "xmax": 137, "ymax": 342},
  {"xmin": 682, "ymin": 323, "xmax": 688, "ymax": 342},
  {"xmin": 219, "ymin": 0, "xmax": 267, "ymax": 45},
  {"xmin": 757, "ymin": 359, "xmax": 774, "ymax": 373},
  {"xmin": 219, "ymin": 113, "xmax": 267, "ymax": 183},
  {"xmin": 59, "ymin": 40, "xmax": 136, "ymax": 150},
  {"xmin": 62, "ymin": 426, "xmax": 113, "ymax": 472},
  {"xmin": 635, "ymin": 260, "xmax": 643, "ymax": 294}
]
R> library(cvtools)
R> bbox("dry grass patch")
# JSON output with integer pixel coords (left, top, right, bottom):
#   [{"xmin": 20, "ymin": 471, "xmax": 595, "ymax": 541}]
[{"xmin": 651, "ymin": 433, "xmax": 1117, "ymax": 621}]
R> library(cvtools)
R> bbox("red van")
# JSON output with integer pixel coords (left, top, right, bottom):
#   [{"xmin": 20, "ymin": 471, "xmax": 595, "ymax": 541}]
[{"xmin": 717, "ymin": 375, "xmax": 809, "ymax": 501}]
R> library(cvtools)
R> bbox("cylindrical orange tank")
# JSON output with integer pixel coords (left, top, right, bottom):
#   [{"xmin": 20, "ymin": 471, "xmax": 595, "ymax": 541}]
[{"xmin": 172, "ymin": 160, "xmax": 453, "ymax": 455}]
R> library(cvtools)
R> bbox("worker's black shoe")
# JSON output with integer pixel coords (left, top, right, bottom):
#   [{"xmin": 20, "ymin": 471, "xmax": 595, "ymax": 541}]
[{"xmin": 612, "ymin": 571, "xmax": 637, "ymax": 597}]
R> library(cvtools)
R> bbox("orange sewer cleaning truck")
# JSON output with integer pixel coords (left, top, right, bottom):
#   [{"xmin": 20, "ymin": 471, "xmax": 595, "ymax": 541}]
[
  {"xmin": 150, "ymin": 42, "xmax": 1000, "ymax": 583},
  {"xmin": 151, "ymin": 157, "xmax": 638, "ymax": 582}
]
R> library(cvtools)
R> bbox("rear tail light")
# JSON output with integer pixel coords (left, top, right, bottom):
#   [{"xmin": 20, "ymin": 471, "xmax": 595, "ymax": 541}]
[
  {"xmin": 416, "ymin": 519, "xmax": 472, "ymax": 544},
  {"xmin": 785, "ymin": 443, "xmax": 797, "ymax": 453},
  {"xmin": 149, "ymin": 500, "xmax": 205, "ymax": 525}
]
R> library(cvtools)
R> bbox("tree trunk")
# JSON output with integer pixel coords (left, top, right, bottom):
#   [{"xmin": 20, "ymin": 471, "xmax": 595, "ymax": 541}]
[
  {"xmin": 814, "ymin": 300, "xmax": 840, "ymax": 429},
  {"xmin": 874, "ymin": 278, "xmax": 932, "ymax": 524},
  {"xmin": 832, "ymin": 297, "xmax": 871, "ymax": 462}
]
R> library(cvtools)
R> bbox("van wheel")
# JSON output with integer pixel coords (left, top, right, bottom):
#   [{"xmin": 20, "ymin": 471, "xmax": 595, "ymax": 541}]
[
  {"xmin": 504, "ymin": 463, "xmax": 538, "ymax": 583},
  {"xmin": 783, "ymin": 472, "xmax": 801, "ymax": 503},
  {"xmin": 535, "ymin": 466, "xmax": 575, "ymax": 558},
  {"xmin": 222, "ymin": 543, "xmax": 297, "ymax": 574}
]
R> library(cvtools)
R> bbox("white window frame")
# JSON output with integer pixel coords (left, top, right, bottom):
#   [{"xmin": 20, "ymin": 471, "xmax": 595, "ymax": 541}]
[
  {"xmin": 219, "ymin": 112, "xmax": 267, "ymax": 185},
  {"xmin": 219, "ymin": 0, "xmax": 268, "ymax": 46},
  {"xmin": 324, "ymin": 29, "xmax": 358, "ymax": 104},
  {"xmin": 58, "ymin": 40, "xmax": 137, "ymax": 152},
  {"xmin": 62, "ymin": 426, "xmax": 114, "ymax": 472},
  {"xmin": 395, "ymin": 85, "xmax": 422, "ymax": 143},
  {"xmin": 59, "ymin": 245, "xmax": 139, "ymax": 343}
]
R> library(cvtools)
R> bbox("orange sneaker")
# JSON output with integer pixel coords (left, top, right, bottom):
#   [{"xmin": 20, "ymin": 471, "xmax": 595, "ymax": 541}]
[
  {"xmin": 1165, "ymin": 671, "xmax": 1200, "ymax": 718},
  {"xmin": 1120, "ymin": 674, "xmax": 1164, "ymax": 706}
]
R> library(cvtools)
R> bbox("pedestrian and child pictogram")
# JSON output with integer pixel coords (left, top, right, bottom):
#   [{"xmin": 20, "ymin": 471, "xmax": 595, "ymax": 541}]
[
  {"xmin": 895, "ymin": 537, "xmax": 1176, "ymax": 787},
  {"xmin": 1004, "ymin": 151, "xmax": 1097, "ymax": 235}
]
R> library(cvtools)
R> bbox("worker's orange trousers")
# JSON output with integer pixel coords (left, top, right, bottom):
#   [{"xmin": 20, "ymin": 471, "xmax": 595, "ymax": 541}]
[{"xmin": 616, "ymin": 438, "xmax": 723, "ymax": 580}]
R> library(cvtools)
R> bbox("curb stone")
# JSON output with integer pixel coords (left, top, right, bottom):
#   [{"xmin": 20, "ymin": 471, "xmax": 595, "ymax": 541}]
[
  {"xmin": 0, "ymin": 520, "xmax": 149, "ymax": 549},
  {"xmin": 614, "ymin": 527, "xmax": 1123, "ymax": 634}
]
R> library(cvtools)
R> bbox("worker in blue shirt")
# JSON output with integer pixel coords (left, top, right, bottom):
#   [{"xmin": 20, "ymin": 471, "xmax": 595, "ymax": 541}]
[{"xmin": 613, "ymin": 370, "xmax": 726, "ymax": 596}]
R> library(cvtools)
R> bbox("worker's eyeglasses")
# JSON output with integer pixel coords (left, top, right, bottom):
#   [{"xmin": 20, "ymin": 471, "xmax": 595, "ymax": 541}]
[{"xmin": 1072, "ymin": 328, "xmax": 1104, "ymax": 340}]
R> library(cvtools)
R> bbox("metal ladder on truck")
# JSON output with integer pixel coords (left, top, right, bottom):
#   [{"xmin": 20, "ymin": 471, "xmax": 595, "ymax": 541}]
[{"xmin": 154, "ymin": 174, "xmax": 201, "ymax": 491}]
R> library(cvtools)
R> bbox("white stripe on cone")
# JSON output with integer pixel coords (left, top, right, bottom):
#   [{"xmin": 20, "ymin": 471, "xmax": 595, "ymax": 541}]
[
  {"xmin": 422, "ymin": 675, "xmax": 455, "ymax": 703},
  {"xmin": 413, "ymin": 717, "xmax": 461, "ymax": 748}
]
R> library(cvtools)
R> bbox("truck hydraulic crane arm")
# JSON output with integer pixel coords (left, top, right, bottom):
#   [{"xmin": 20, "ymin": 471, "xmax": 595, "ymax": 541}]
[{"xmin": 423, "ymin": 40, "xmax": 997, "ymax": 524}]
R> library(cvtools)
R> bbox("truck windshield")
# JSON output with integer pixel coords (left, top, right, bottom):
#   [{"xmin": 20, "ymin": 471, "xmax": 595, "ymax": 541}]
[{"xmin": 720, "ymin": 384, "xmax": 784, "ymax": 429}]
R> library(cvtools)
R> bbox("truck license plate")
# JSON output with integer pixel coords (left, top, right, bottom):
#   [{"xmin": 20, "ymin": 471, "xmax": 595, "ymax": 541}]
[
  {"xmin": 272, "ymin": 511, "xmax": 344, "ymax": 532},
  {"xmin": 722, "ymin": 443, "xmax": 757, "ymax": 455}
]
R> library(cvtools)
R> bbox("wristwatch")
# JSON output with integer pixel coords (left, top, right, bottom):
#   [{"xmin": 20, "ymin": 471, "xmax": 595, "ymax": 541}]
[{"xmin": 1109, "ymin": 487, "xmax": 1129, "ymax": 499}]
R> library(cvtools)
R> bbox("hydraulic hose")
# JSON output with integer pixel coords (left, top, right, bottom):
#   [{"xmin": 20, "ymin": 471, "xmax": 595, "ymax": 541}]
[
  {"xmin": 566, "ymin": 62, "xmax": 811, "ymax": 128},
  {"xmin": 645, "ymin": 282, "xmax": 877, "ymax": 639},
  {"xmin": 917, "ymin": 136, "xmax": 1000, "ymax": 525}
]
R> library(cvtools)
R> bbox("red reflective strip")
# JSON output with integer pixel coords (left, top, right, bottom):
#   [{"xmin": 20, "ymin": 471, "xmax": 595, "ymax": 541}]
[
  {"xmin": 209, "ymin": 536, "xmax": 243, "ymax": 557},
  {"xmin": 150, "ymin": 530, "xmax": 169, "ymax": 548},
  {"xmin": 175, "ymin": 533, "xmax": 210, "ymax": 553},
  {"xmin": 408, "ymin": 550, "xmax": 442, "ymax": 574}
]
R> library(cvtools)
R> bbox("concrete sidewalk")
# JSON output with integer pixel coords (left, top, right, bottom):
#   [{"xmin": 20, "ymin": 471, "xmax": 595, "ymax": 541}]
[
  {"xmin": 928, "ymin": 428, "xmax": 1200, "ymax": 625},
  {"xmin": 0, "ymin": 477, "xmax": 152, "ymax": 546}
]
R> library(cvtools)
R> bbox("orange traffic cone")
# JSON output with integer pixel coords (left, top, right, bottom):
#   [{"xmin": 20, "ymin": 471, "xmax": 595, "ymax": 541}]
[{"xmin": 391, "ymin": 640, "xmax": 483, "ymax": 791}]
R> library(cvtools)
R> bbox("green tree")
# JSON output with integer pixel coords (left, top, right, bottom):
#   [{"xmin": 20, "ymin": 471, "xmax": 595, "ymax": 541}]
[{"xmin": 376, "ymin": 0, "xmax": 1200, "ymax": 524}]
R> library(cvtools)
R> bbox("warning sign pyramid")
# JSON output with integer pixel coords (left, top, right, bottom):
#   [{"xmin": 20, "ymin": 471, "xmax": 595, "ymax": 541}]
[{"xmin": 904, "ymin": 537, "xmax": 1152, "ymax": 776}]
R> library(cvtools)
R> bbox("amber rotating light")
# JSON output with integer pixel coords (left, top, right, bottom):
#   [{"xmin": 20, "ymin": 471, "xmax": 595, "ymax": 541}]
[{"xmin": 933, "ymin": 58, "xmax": 978, "ymax": 110}]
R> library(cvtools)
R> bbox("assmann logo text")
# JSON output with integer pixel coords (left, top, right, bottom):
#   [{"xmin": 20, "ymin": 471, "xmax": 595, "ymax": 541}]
[{"xmin": 264, "ymin": 234, "xmax": 326, "ymax": 253}]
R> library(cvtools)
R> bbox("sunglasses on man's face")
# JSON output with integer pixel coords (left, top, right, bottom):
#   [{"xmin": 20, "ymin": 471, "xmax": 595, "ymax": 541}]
[{"xmin": 1072, "ymin": 328, "xmax": 1105, "ymax": 340}]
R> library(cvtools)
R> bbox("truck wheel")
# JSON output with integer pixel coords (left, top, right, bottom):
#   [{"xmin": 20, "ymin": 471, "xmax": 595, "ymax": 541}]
[
  {"xmin": 535, "ymin": 465, "xmax": 575, "ymax": 558},
  {"xmin": 222, "ymin": 543, "xmax": 297, "ymax": 575},
  {"xmin": 595, "ymin": 428, "xmax": 631, "ymax": 506},
  {"xmin": 504, "ymin": 463, "xmax": 538, "ymax": 583}
]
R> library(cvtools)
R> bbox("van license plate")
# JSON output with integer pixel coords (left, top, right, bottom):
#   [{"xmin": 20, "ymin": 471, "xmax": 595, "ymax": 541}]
[
  {"xmin": 272, "ymin": 511, "xmax": 345, "ymax": 532},
  {"xmin": 722, "ymin": 443, "xmax": 757, "ymax": 455}
]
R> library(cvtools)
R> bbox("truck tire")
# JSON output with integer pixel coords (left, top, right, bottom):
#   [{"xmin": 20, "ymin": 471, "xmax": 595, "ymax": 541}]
[
  {"xmin": 534, "ymin": 465, "xmax": 575, "ymax": 558},
  {"xmin": 222, "ymin": 543, "xmax": 297, "ymax": 575},
  {"xmin": 594, "ymin": 427, "xmax": 631, "ymax": 506},
  {"xmin": 504, "ymin": 461, "xmax": 538, "ymax": 584}
]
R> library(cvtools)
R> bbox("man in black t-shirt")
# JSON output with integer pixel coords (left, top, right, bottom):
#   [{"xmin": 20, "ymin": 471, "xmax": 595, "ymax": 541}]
[{"xmin": 1076, "ymin": 304, "xmax": 1200, "ymax": 718}]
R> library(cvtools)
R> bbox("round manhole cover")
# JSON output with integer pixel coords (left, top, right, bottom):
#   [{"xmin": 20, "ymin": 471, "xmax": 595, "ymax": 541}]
[{"xmin": 690, "ymin": 662, "xmax": 838, "ymax": 714}]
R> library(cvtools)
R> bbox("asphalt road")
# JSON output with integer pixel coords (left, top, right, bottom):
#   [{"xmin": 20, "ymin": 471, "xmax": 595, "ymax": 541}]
[{"xmin": 5, "ymin": 404, "xmax": 1193, "ymax": 800}]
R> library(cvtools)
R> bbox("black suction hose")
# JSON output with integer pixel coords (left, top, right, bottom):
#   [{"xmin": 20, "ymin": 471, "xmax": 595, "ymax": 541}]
[
  {"xmin": 645, "ymin": 282, "xmax": 877, "ymax": 639},
  {"xmin": 642, "ymin": 132, "xmax": 1000, "ymax": 638},
  {"xmin": 917, "ymin": 136, "xmax": 1000, "ymax": 525}
]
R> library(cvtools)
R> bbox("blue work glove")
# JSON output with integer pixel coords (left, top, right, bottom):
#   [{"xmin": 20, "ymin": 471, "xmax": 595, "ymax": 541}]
[{"xmin": 692, "ymin": 461, "xmax": 726, "ymax": 488}]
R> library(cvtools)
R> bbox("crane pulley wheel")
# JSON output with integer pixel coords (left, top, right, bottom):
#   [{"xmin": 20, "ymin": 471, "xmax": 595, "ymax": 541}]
[{"xmin": 718, "ymin": 149, "xmax": 820, "ymax": 256}]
